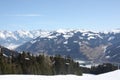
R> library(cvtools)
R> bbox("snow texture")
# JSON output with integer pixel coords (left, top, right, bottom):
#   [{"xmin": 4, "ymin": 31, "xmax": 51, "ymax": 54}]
[{"xmin": 0, "ymin": 70, "xmax": 119, "ymax": 80}]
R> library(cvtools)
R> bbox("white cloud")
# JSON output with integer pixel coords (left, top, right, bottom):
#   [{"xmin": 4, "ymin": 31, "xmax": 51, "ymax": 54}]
[
  {"xmin": 14, "ymin": 14, "xmax": 42, "ymax": 17},
  {"xmin": 3, "ymin": 14, "xmax": 42, "ymax": 17}
]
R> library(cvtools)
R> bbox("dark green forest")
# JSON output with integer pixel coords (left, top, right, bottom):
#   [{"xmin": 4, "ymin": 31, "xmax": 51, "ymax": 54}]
[
  {"xmin": 0, "ymin": 51, "xmax": 82, "ymax": 75},
  {"xmin": 0, "ymin": 51, "xmax": 118, "ymax": 75}
]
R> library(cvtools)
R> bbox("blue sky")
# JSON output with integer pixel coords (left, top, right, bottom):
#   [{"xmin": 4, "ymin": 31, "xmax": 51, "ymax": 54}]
[{"xmin": 0, "ymin": 0, "xmax": 120, "ymax": 31}]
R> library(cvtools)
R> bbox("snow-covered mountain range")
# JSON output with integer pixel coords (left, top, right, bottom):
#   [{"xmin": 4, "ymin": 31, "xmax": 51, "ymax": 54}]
[
  {"xmin": 0, "ymin": 30, "xmax": 48, "ymax": 49},
  {"xmin": 1, "ymin": 29, "xmax": 120, "ymax": 62},
  {"xmin": 0, "ymin": 29, "xmax": 102, "ymax": 49}
]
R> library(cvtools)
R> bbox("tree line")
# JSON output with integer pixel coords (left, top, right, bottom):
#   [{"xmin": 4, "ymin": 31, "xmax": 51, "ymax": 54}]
[
  {"xmin": 0, "ymin": 51, "xmax": 82, "ymax": 75},
  {"xmin": 0, "ymin": 51, "xmax": 118, "ymax": 75}
]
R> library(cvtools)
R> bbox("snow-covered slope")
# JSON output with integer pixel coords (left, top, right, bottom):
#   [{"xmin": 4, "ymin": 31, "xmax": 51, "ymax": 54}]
[{"xmin": 0, "ymin": 70, "xmax": 119, "ymax": 80}]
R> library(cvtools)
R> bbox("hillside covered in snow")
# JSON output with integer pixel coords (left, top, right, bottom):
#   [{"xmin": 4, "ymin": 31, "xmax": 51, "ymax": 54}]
[{"xmin": 0, "ymin": 70, "xmax": 119, "ymax": 80}]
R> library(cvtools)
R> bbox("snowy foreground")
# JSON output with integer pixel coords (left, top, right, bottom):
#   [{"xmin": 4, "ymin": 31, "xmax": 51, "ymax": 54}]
[{"xmin": 0, "ymin": 70, "xmax": 120, "ymax": 80}]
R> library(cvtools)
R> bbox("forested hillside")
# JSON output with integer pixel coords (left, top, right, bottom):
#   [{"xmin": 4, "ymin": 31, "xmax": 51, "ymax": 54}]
[
  {"xmin": 0, "ymin": 50, "xmax": 118, "ymax": 75},
  {"xmin": 0, "ymin": 51, "xmax": 82, "ymax": 75}
]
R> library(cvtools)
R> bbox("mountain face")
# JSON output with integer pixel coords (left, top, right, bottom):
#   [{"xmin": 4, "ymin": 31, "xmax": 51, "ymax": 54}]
[
  {"xmin": 1, "ymin": 29, "xmax": 120, "ymax": 62},
  {"xmin": 15, "ymin": 29, "xmax": 120, "ymax": 61},
  {"xmin": 103, "ymin": 42, "xmax": 120, "ymax": 63},
  {"xmin": 15, "ymin": 30, "xmax": 105, "ymax": 61}
]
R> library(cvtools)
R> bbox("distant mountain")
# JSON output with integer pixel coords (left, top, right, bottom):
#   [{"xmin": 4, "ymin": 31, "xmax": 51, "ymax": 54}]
[
  {"xmin": 0, "ymin": 30, "xmax": 48, "ymax": 49},
  {"xmin": 1, "ymin": 29, "xmax": 120, "ymax": 62},
  {"xmin": 15, "ymin": 29, "xmax": 120, "ymax": 61}
]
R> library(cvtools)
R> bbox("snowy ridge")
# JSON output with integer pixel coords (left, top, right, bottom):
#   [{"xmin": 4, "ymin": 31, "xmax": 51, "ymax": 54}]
[
  {"xmin": 0, "ymin": 29, "xmax": 112, "ymax": 40},
  {"xmin": 0, "ymin": 70, "xmax": 119, "ymax": 80},
  {"xmin": 0, "ymin": 29, "xmax": 120, "ymax": 40},
  {"xmin": 0, "ymin": 29, "xmax": 120, "ymax": 50}
]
